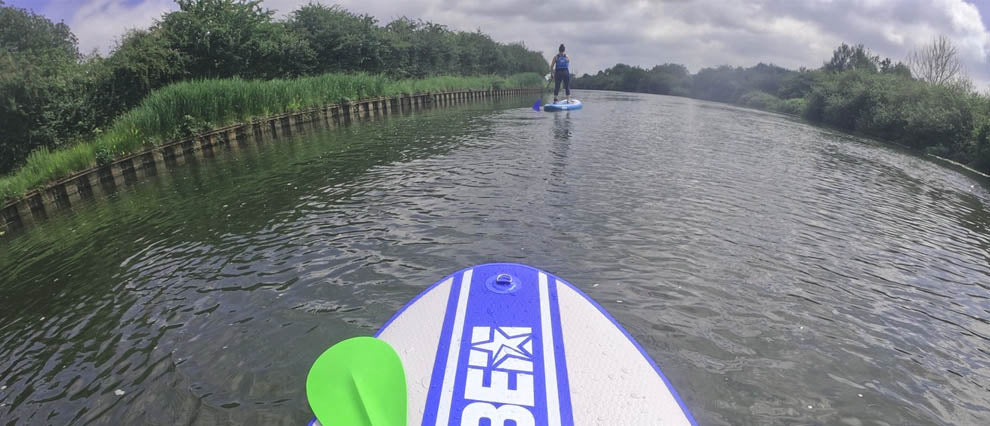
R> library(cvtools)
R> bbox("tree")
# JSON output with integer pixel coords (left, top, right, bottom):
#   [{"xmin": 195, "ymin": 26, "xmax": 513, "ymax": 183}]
[
  {"xmin": 908, "ymin": 35, "xmax": 964, "ymax": 86},
  {"xmin": 0, "ymin": 1, "xmax": 76, "ymax": 59},
  {"xmin": 287, "ymin": 4, "xmax": 383, "ymax": 74},
  {"xmin": 0, "ymin": 1, "xmax": 83, "ymax": 172},
  {"xmin": 454, "ymin": 31, "xmax": 499, "ymax": 76},
  {"xmin": 86, "ymin": 29, "xmax": 188, "ymax": 125},
  {"xmin": 778, "ymin": 69, "xmax": 821, "ymax": 99},
  {"xmin": 156, "ymin": 0, "xmax": 295, "ymax": 79},
  {"xmin": 824, "ymin": 43, "xmax": 879, "ymax": 73},
  {"xmin": 493, "ymin": 42, "xmax": 545, "ymax": 76},
  {"xmin": 879, "ymin": 57, "xmax": 911, "ymax": 78}
]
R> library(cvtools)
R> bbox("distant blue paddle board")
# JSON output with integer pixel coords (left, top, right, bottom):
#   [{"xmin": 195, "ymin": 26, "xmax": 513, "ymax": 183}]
[
  {"xmin": 544, "ymin": 99, "xmax": 582, "ymax": 111},
  {"xmin": 365, "ymin": 263, "xmax": 695, "ymax": 425}
]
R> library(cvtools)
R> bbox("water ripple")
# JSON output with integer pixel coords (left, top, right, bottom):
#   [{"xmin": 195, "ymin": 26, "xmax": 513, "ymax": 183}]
[{"xmin": 0, "ymin": 94, "xmax": 988, "ymax": 425}]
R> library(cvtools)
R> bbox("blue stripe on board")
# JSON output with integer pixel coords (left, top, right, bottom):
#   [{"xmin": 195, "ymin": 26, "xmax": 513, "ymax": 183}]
[
  {"xmin": 447, "ymin": 264, "xmax": 552, "ymax": 425},
  {"xmin": 419, "ymin": 271, "xmax": 464, "ymax": 426},
  {"xmin": 373, "ymin": 263, "xmax": 692, "ymax": 425}
]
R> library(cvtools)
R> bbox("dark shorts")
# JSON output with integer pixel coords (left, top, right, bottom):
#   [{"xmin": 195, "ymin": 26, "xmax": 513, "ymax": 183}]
[{"xmin": 554, "ymin": 68, "xmax": 570, "ymax": 97}]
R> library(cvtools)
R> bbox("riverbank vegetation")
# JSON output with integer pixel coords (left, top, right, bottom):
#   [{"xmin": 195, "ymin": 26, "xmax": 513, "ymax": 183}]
[
  {"xmin": 575, "ymin": 41, "xmax": 990, "ymax": 174},
  {"xmin": 0, "ymin": 0, "xmax": 548, "ymax": 197},
  {"xmin": 0, "ymin": 73, "xmax": 542, "ymax": 199}
]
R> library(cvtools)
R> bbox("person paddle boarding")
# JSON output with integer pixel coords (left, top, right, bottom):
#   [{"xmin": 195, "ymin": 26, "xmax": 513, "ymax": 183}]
[{"xmin": 551, "ymin": 44, "xmax": 571, "ymax": 103}]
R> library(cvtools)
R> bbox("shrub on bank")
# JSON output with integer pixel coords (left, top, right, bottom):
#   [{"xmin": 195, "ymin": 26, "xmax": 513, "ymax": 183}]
[
  {"xmin": 802, "ymin": 70, "xmax": 981, "ymax": 159},
  {"xmin": 738, "ymin": 91, "xmax": 806, "ymax": 116},
  {"xmin": 973, "ymin": 119, "xmax": 990, "ymax": 170},
  {"xmin": 778, "ymin": 98, "xmax": 807, "ymax": 116},
  {"xmin": 739, "ymin": 91, "xmax": 781, "ymax": 111},
  {"xmin": 578, "ymin": 42, "xmax": 990, "ymax": 174}
]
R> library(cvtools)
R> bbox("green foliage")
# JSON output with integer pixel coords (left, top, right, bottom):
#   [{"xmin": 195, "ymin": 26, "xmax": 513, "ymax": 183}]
[
  {"xmin": 94, "ymin": 147, "xmax": 113, "ymax": 167},
  {"xmin": 738, "ymin": 91, "xmax": 806, "ymax": 116},
  {"xmin": 89, "ymin": 29, "xmax": 189, "ymax": 121},
  {"xmin": 0, "ymin": 72, "xmax": 542, "ymax": 199},
  {"xmin": 283, "ymin": 5, "xmax": 546, "ymax": 80},
  {"xmin": 971, "ymin": 118, "xmax": 990, "ymax": 170},
  {"xmin": 578, "ymin": 62, "xmax": 794, "ymax": 104},
  {"xmin": 778, "ymin": 71, "xmax": 821, "ymax": 99},
  {"xmin": 739, "ymin": 91, "xmax": 782, "ymax": 111},
  {"xmin": 0, "ymin": 2, "xmax": 83, "ymax": 172},
  {"xmin": 803, "ymin": 70, "xmax": 975, "ymax": 155},
  {"xmin": 824, "ymin": 43, "xmax": 879, "ymax": 73},
  {"xmin": 779, "ymin": 98, "xmax": 808, "ymax": 116},
  {"xmin": 0, "ymin": 2, "xmax": 77, "ymax": 57},
  {"xmin": 0, "ymin": 0, "xmax": 547, "ymax": 178},
  {"xmin": 158, "ymin": 0, "xmax": 284, "ymax": 79},
  {"xmin": 892, "ymin": 84, "xmax": 973, "ymax": 151},
  {"xmin": 879, "ymin": 58, "xmax": 912, "ymax": 78},
  {"xmin": 807, "ymin": 70, "xmax": 884, "ymax": 130},
  {"xmin": 692, "ymin": 63, "xmax": 796, "ymax": 104},
  {"xmin": 287, "ymin": 4, "xmax": 382, "ymax": 74},
  {"xmin": 575, "ymin": 63, "xmax": 691, "ymax": 96},
  {"xmin": 577, "ymin": 40, "xmax": 986, "ymax": 173}
]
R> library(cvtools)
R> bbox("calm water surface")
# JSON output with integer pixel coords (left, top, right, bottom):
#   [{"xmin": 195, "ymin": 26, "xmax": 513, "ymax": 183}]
[{"xmin": 1, "ymin": 92, "xmax": 989, "ymax": 425}]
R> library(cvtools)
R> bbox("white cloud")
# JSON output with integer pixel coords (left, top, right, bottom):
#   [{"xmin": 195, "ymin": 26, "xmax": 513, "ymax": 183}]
[
  {"xmin": 61, "ymin": 0, "xmax": 990, "ymax": 89},
  {"xmin": 66, "ymin": 0, "xmax": 174, "ymax": 54}
]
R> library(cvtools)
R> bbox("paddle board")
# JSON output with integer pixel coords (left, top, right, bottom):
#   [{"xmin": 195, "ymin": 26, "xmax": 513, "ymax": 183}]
[
  {"xmin": 544, "ymin": 100, "xmax": 582, "ymax": 111},
  {"xmin": 310, "ymin": 263, "xmax": 695, "ymax": 425}
]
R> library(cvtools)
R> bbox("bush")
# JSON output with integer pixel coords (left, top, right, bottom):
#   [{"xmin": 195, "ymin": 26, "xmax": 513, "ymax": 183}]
[
  {"xmin": 728, "ymin": 91, "xmax": 807, "ymax": 116},
  {"xmin": 799, "ymin": 70, "xmax": 976, "ymax": 153},
  {"xmin": 897, "ymin": 85, "xmax": 973, "ymax": 151},
  {"xmin": 972, "ymin": 119, "xmax": 990, "ymax": 171},
  {"xmin": 94, "ymin": 147, "xmax": 113, "ymax": 167},
  {"xmin": 778, "ymin": 98, "xmax": 807, "ymax": 115},
  {"xmin": 739, "ymin": 90, "xmax": 782, "ymax": 111},
  {"xmin": 820, "ymin": 71, "xmax": 887, "ymax": 131},
  {"xmin": 576, "ymin": 42, "xmax": 984, "ymax": 172},
  {"xmin": 804, "ymin": 85, "xmax": 828, "ymax": 122}
]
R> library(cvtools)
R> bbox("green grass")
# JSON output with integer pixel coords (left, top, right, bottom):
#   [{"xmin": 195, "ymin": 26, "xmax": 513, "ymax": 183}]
[{"xmin": 0, "ymin": 72, "xmax": 543, "ymax": 200}]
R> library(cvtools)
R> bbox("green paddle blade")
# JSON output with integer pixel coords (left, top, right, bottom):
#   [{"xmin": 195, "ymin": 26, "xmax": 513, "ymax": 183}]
[{"xmin": 306, "ymin": 337, "xmax": 406, "ymax": 426}]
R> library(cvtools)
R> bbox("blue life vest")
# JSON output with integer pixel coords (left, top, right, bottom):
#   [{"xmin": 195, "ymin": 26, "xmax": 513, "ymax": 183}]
[{"xmin": 555, "ymin": 54, "xmax": 569, "ymax": 70}]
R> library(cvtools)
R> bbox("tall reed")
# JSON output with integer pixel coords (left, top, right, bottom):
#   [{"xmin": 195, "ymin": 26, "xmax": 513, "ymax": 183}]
[{"xmin": 1, "ymin": 73, "xmax": 542, "ymax": 199}]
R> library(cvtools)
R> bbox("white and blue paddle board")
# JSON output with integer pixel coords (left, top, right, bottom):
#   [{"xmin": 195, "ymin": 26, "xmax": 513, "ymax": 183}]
[
  {"xmin": 366, "ymin": 263, "xmax": 695, "ymax": 425},
  {"xmin": 544, "ymin": 100, "xmax": 582, "ymax": 111}
]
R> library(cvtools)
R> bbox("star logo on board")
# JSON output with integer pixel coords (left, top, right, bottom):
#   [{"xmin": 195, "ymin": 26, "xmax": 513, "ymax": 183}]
[{"xmin": 468, "ymin": 327, "xmax": 534, "ymax": 371}]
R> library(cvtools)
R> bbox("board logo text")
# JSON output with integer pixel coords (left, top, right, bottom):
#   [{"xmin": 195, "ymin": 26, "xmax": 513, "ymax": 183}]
[{"xmin": 461, "ymin": 326, "xmax": 536, "ymax": 426}]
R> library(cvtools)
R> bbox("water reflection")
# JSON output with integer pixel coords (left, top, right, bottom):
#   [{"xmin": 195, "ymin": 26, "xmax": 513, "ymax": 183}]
[{"xmin": 552, "ymin": 111, "xmax": 572, "ymax": 141}]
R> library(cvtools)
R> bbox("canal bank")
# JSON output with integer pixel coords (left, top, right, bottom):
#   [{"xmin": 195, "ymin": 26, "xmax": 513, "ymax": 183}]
[{"xmin": 0, "ymin": 88, "xmax": 540, "ymax": 237}]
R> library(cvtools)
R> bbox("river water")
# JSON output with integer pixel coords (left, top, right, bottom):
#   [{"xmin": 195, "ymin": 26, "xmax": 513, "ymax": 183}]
[{"xmin": 1, "ymin": 91, "xmax": 988, "ymax": 425}]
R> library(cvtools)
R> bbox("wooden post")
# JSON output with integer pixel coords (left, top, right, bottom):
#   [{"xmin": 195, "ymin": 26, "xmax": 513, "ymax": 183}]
[
  {"xmin": 15, "ymin": 199, "xmax": 34, "ymax": 228},
  {"xmin": 120, "ymin": 158, "xmax": 138, "ymax": 185},
  {"xmin": 27, "ymin": 193, "xmax": 46, "ymax": 221},
  {"xmin": 140, "ymin": 152, "xmax": 157, "ymax": 178},
  {"xmin": 39, "ymin": 187, "xmax": 57, "ymax": 213},
  {"xmin": 1, "ymin": 204, "xmax": 21, "ymax": 232}
]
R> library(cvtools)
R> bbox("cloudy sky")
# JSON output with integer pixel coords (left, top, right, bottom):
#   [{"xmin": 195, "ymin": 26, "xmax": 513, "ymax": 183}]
[{"xmin": 8, "ymin": 0, "xmax": 990, "ymax": 88}]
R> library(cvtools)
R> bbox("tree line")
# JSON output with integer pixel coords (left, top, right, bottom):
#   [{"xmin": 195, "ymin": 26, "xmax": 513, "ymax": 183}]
[
  {"xmin": 0, "ymin": 0, "xmax": 547, "ymax": 174},
  {"xmin": 574, "ymin": 41, "xmax": 990, "ymax": 173}
]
